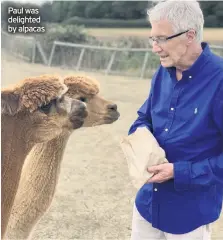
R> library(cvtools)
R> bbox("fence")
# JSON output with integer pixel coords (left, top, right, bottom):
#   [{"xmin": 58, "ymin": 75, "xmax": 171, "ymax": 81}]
[
  {"xmin": 1, "ymin": 31, "xmax": 36, "ymax": 62},
  {"xmin": 47, "ymin": 41, "xmax": 160, "ymax": 78},
  {"xmin": 2, "ymin": 30, "xmax": 223, "ymax": 79},
  {"xmin": 1, "ymin": 31, "xmax": 48, "ymax": 65}
]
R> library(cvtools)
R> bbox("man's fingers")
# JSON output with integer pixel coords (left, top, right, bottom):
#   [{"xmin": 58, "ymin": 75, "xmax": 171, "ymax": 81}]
[
  {"xmin": 148, "ymin": 163, "xmax": 169, "ymax": 173},
  {"xmin": 147, "ymin": 174, "xmax": 161, "ymax": 183},
  {"xmin": 148, "ymin": 165, "xmax": 161, "ymax": 173}
]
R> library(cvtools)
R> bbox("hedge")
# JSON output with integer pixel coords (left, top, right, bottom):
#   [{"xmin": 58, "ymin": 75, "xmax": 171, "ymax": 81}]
[{"xmin": 62, "ymin": 17, "xmax": 150, "ymax": 28}]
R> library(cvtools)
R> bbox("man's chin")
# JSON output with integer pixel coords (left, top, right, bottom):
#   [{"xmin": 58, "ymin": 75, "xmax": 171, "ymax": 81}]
[{"xmin": 160, "ymin": 61, "xmax": 173, "ymax": 68}]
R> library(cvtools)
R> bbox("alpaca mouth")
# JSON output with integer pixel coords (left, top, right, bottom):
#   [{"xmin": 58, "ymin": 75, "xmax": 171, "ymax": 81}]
[
  {"xmin": 69, "ymin": 110, "xmax": 87, "ymax": 129},
  {"xmin": 71, "ymin": 117, "xmax": 85, "ymax": 129},
  {"xmin": 70, "ymin": 109, "xmax": 88, "ymax": 120},
  {"xmin": 104, "ymin": 112, "xmax": 120, "ymax": 123}
]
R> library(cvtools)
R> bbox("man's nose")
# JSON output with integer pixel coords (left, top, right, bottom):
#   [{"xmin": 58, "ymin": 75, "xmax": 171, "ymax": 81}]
[{"xmin": 152, "ymin": 41, "xmax": 162, "ymax": 54}]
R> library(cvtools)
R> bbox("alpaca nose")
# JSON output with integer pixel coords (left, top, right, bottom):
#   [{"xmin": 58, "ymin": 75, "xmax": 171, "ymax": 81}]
[
  {"xmin": 71, "ymin": 100, "xmax": 87, "ymax": 117},
  {"xmin": 78, "ymin": 101, "xmax": 86, "ymax": 110},
  {"xmin": 107, "ymin": 103, "xmax": 117, "ymax": 111},
  {"xmin": 71, "ymin": 100, "xmax": 85, "ymax": 111}
]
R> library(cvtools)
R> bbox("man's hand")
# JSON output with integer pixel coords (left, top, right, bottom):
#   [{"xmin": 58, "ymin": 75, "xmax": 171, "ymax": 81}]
[{"xmin": 147, "ymin": 163, "xmax": 174, "ymax": 183}]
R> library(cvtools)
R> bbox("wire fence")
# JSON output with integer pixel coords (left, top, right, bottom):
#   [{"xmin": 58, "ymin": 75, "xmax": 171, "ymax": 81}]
[
  {"xmin": 2, "ymin": 30, "xmax": 223, "ymax": 79},
  {"xmin": 47, "ymin": 41, "xmax": 160, "ymax": 78},
  {"xmin": 1, "ymin": 31, "xmax": 36, "ymax": 62}
]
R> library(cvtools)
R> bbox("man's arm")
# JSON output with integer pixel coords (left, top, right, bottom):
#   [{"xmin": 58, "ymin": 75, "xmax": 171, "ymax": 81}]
[
  {"xmin": 128, "ymin": 68, "xmax": 160, "ymax": 135},
  {"xmin": 128, "ymin": 91, "xmax": 153, "ymax": 135},
  {"xmin": 174, "ymin": 84, "xmax": 223, "ymax": 191}
]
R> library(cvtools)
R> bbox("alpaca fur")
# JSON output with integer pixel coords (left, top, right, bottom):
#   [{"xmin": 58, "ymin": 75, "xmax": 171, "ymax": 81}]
[
  {"xmin": 1, "ymin": 75, "xmax": 87, "ymax": 238},
  {"xmin": 5, "ymin": 75, "xmax": 120, "ymax": 240},
  {"xmin": 64, "ymin": 75, "xmax": 100, "ymax": 96},
  {"xmin": 2, "ymin": 75, "xmax": 67, "ymax": 115}
]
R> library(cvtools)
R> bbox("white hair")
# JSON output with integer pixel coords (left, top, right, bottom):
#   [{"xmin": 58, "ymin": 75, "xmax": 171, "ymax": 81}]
[{"xmin": 147, "ymin": 0, "xmax": 204, "ymax": 42}]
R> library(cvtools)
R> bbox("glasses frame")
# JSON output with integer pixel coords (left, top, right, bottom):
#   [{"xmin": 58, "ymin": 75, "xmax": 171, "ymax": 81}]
[{"xmin": 149, "ymin": 30, "xmax": 189, "ymax": 46}]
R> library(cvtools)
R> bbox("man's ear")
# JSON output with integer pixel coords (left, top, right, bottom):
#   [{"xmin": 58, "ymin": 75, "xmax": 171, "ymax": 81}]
[
  {"xmin": 186, "ymin": 29, "xmax": 196, "ymax": 44},
  {"xmin": 1, "ymin": 90, "xmax": 20, "ymax": 116}
]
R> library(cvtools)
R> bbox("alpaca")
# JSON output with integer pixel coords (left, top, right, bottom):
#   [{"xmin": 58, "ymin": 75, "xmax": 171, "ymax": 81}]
[
  {"xmin": 5, "ymin": 75, "xmax": 120, "ymax": 240},
  {"xmin": 1, "ymin": 75, "xmax": 88, "ymax": 238}
]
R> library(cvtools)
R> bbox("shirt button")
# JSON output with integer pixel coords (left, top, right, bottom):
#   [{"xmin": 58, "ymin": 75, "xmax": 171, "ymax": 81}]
[
  {"xmin": 154, "ymin": 188, "xmax": 158, "ymax": 191},
  {"xmin": 165, "ymin": 128, "xmax": 168, "ymax": 132},
  {"xmin": 170, "ymin": 107, "xmax": 174, "ymax": 111}
]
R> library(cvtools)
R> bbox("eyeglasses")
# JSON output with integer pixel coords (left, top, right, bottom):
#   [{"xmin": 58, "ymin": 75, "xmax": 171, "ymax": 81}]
[{"xmin": 148, "ymin": 30, "xmax": 189, "ymax": 46}]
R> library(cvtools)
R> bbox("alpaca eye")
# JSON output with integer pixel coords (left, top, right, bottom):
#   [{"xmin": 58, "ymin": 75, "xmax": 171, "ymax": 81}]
[
  {"xmin": 39, "ymin": 99, "xmax": 56, "ymax": 114},
  {"xmin": 78, "ymin": 97, "xmax": 87, "ymax": 102},
  {"xmin": 40, "ymin": 102, "xmax": 52, "ymax": 114}
]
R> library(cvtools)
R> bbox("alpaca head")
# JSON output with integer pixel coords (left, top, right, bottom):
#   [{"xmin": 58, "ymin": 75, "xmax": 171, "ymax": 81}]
[
  {"xmin": 64, "ymin": 75, "xmax": 120, "ymax": 127},
  {"xmin": 1, "ymin": 75, "xmax": 88, "ymax": 143}
]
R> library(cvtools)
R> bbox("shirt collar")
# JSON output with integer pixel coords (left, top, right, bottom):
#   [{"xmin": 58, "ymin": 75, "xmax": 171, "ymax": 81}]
[{"xmin": 166, "ymin": 42, "xmax": 211, "ymax": 79}]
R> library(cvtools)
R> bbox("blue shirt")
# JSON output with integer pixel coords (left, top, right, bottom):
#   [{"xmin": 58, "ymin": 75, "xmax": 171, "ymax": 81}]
[{"xmin": 128, "ymin": 42, "xmax": 223, "ymax": 234}]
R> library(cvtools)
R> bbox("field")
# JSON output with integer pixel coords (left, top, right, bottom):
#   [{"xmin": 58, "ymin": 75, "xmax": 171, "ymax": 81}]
[
  {"xmin": 2, "ymin": 53, "xmax": 223, "ymax": 240},
  {"xmin": 86, "ymin": 28, "xmax": 223, "ymax": 43}
]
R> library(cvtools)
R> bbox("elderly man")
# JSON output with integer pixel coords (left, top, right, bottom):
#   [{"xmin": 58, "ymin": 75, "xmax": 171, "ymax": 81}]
[{"xmin": 128, "ymin": 1, "xmax": 223, "ymax": 240}]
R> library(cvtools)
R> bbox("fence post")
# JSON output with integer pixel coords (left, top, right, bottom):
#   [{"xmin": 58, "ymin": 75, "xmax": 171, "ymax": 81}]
[
  {"xmin": 106, "ymin": 50, "xmax": 116, "ymax": 75},
  {"xmin": 76, "ymin": 47, "xmax": 85, "ymax": 71},
  {"xmin": 48, "ymin": 42, "xmax": 56, "ymax": 66},
  {"xmin": 140, "ymin": 52, "xmax": 149, "ymax": 79},
  {"xmin": 61, "ymin": 48, "xmax": 66, "ymax": 67},
  {"xmin": 36, "ymin": 41, "xmax": 48, "ymax": 65},
  {"xmin": 31, "ymin": 39, "xmax": 36, "ymax": 63}
]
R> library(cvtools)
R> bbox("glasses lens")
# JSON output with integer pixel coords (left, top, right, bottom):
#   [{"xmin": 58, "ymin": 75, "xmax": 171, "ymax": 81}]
[
  {"xmin": 158, "ymin": 38, "xmax": 166, "ymax": 44},
  {"xmin": 149, "ymin": 37, "xmax": 167, "ymax": 46},
  {"xmin": 148, "ymin": 37, "xmax": 154, "ymax": 46}
]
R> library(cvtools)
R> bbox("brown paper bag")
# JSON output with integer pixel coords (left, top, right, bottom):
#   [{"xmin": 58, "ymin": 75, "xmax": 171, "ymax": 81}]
[{"xmin": 120, "ymin": 127, "xmax": 168, "ymax": 189}]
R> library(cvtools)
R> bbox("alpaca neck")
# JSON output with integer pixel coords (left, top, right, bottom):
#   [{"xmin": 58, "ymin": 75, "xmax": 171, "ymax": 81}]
[
  {"xmin": 23, "ymin": 132, "xmax": 70, "ymax": 185},
  {"xmin": 16, "ymin": 131, "xmax": 71, "ymax": 206},
  {"xmin": 1, "ymin": 115, "xmax": 32, "ymax": 176},
  {"xmin": 1, "ymin": 115, "xmax": 33, "ymax": 237},
  {"xmin": 4, "ymin": 132, "xmax": 71, "ymax": 240}
]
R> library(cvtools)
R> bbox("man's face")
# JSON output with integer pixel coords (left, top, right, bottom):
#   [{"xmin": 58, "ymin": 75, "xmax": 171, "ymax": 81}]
[{"xmin": 150, "ymin": 20, "xmax": 188, "ymax": 68}]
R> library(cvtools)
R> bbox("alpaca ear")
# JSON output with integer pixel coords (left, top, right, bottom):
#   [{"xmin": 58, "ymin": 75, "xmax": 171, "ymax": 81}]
[{"xmin": 1, "ymin": 90, "xmax": 20, "ymax": 116}]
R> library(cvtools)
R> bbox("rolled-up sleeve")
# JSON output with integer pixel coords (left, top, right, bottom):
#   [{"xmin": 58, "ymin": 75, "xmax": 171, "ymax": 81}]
[
  {"xmin": 128, "ymin": 92, "xmax": 153, "ymax": 135},
  {"xmin": 128, "ymin": 70, "xmax": 160, "ymax": 136}
]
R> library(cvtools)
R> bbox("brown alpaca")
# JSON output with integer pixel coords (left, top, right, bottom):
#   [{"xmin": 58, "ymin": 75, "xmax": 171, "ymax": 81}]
[
  {"xmin": 5, "ymin": 75, "xmax": 120, "ymax": 240},
  {"xmin": 1, "ymin": 75, "xmax": 88, "ymax": 238}
]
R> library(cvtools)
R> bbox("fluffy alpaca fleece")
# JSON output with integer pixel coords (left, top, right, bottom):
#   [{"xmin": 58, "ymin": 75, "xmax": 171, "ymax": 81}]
[{"xmin": 2, "ymin": 75, "xmax": 67, "ymax": 115}]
